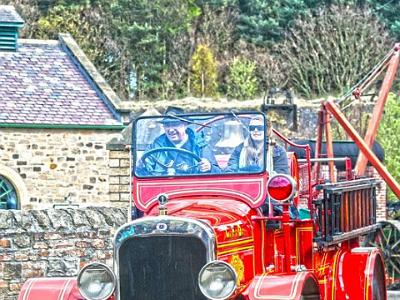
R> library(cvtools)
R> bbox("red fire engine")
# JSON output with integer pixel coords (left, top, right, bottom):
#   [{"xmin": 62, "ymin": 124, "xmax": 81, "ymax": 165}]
[{"xmin": 18, "ymin": 45, "xmax": 400, "ymax": 300}]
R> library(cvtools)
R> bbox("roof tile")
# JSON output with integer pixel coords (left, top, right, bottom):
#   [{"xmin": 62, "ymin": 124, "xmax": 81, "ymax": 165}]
[{"xmin": 0, "ymin": 39, "xmax": 122, "ymax": 127}]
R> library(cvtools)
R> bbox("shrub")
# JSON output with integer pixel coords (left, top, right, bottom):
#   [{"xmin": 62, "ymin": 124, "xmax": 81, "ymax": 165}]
[
  {"xmin": 232, "ymin": 40, "xmax": 289, "ymax": 97},
  {"xmin": 191, "ymin": 44, "xmax": 218, "ymax": 97},
  {"xmin": 227, "ymin": 57, "xmax": 258, "ymax": 100},
  {"xmin": 377, "ymin": 93, "xmax": 400, "ymax": 201}
]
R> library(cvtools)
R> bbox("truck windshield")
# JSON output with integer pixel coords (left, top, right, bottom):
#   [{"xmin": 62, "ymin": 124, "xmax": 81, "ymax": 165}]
[{"xmin": 133, "ymin": 112, "xmax": 267, "ymax": 178}]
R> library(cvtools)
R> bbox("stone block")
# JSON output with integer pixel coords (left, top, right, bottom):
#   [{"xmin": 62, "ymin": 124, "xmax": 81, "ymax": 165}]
[
  {"xmin": 33, "ymin": 242, "xmax": 48, "ymax": 250},
  {"xmin": 67, "ymin": 209, "xmax": 89, "ymax": 227},
  {"xmin": 91, "ymin": 240, "xmax": 105, "ymax": 249},
  {"xmin": 14, "ymin": 252, "xmax": 29, "ymax": 261},
  {"xmin": 120, "ymin": 193, "xmax": 131, "ymax": 202},
  {"xmin": 75, "ymin": 241, "xmax": 91, "ymax": 248},
  {"xmin": 22, "ymin": 261, "xmax": 46, "ymax": 278},
  {"xmin": 109, "ymin": 168, "xmax": 130, "ymax": 176},
  {"xmin": 84, "ymin": 210, "xmax": 106, "ymax": 227},
  {"xmin": 117, "ymin": 185, "xmax": 130, "ymax": 193},
  {"xmin": 0, "ymin": 239, "xmax": 11, "ymax": 248},
  {"xmin": 9, "ymin": 283, "xmax": 22, "ymax": 292},
  {"xmin": 3, "ymin": 263, "xmax": 21, "ymax": 280},
  {"xmin": 47, "ymin": 259, "xmax": 79, "ymax": 277},
  {"xmin": 120, "ymin": 159, "xmax": 130, "ymax": 168},
  {"xmin": 0, "ymin": 253, "xmax": 14, "ymax": 262},
  {"xmin": 13, "ymin": 235, "xmax": 30, "ymax": 248},
  {"xmin": 47, "ymin": 209, "xmax": 74, "ymax": 229},
  {"xmin": 109, "ymin": 150, "xmax": 129, "ymax": 159},
  {"xmin": 0, "ymin": 211, "xmax": 14, "ymax": 229},
  {"xmin": 109, "ymin": 185, "xmax": 120, "ymax": 193},
  {"xmin": 43, "ymin": 233, "xmax": 63, "ymax": 240},
  {"xmin": 109, "ymin": 159, "xmax": 120, "ymax": 168},
  {"xmin": 109, "ymin": 193, "xmax": 121, "ymax": 202},
  {"xmin": 30, "ymin": 210, "xmax": 51, "ymax": 228},
  {"xmin": 109, "ymin": 176, "xmax": 119, "ymax": 185},
  {"xmin": 120, "ymin": 176, "xmax": 130, "ymax": 185}
]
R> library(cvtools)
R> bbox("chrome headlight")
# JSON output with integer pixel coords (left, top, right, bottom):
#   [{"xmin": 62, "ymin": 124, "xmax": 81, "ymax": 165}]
[
  {"xmin": 77, "ymin": 263, "xmax": 116, "ymax": 300},
  {"xmin": 198, "ymin": 260, "xmax": 237, "ymax": 300}
]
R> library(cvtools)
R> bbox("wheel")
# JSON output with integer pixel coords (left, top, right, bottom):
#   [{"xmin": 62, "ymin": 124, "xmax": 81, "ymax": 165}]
[
  {"xmin": 363, "ymin": 220, "xmax": 400, "ymax": 289},
  {"xmin": 372, "ymin": 256, "xmax": 386, "ymax": 300},
  {"xmin": 300, "ymin": 278, "xmax": 320, "ymax": 300},
  {"xmin": 139, "ymin": 147, "xmax": 202, "ymax": 175}
]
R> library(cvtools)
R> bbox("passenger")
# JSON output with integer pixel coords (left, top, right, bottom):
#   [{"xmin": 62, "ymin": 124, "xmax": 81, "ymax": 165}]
[
  {"xmin": 139, "ymin": 107, "xmax": 221, "ymax": 175},
  {"xmin": 226, "ymin": 115, "xmax": 265, "ymax": 172},
  {"xmin": 226, "ymin": 115, "xmax": 297, "ymax": 218},
  {"xmin": 226, "ymin": 116, "xmax": 289, "ymax": 174}
]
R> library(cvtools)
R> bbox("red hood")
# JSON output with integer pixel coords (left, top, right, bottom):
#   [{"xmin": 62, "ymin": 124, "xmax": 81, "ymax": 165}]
[{"xmin": 147, "ymin": 197, "xmax": 260, "ymax": 228}]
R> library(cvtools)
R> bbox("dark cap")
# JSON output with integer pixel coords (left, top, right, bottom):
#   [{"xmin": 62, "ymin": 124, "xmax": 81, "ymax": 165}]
[
  {"xmin": 164, "ymin": 106, "xmax": 184, "ymax": 115},
  {"xmin": 160, "ymin": 106, "xmax": 187, "ymax": 125}
]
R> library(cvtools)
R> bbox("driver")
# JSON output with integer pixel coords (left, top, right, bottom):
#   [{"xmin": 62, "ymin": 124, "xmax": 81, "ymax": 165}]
[{"xmin": 139, "ymin": 108, "xmax": 221, "ymax": 175}]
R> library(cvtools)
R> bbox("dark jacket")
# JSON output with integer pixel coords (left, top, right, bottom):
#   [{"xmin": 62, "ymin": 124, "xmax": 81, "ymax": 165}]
[
  {"xmin": 226, "ymin": 143, "xmax": 289, "ymax": 175},
  {"xmin": 138, "ymin": 128, "xmax": 220, "ymax": 176},
  {"xmin": 271, "ymin": 144, "xmax": 290, "ymax": 175}
]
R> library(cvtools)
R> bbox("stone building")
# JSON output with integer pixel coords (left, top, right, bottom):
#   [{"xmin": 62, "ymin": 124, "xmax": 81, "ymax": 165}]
[{"xmin": 0, "ymin": 6, "xmax": 124, "ymax": 209}]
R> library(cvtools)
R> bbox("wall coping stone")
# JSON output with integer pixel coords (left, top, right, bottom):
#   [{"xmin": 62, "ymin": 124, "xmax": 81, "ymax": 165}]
[{"xmin": 0, "ymin": 207, "xmax": 127, "ymax": 232}]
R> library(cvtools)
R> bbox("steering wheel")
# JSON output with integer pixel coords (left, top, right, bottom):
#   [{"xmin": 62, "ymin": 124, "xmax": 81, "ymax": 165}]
[{"xmin": 140, "ymin": 147, "xmax": 202, "ymax": 175}]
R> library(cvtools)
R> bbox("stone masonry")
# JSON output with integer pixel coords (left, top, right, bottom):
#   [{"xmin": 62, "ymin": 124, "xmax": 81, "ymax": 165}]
[
  {"xmin": 0, "ymin": 207, "xmax": 127, "ymax": 300},
  {"xmin": 0, "ymin": 128, "xmax": 121, "ymax": 209}
]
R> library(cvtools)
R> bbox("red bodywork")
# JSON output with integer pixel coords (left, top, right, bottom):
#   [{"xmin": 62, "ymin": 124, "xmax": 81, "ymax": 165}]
[
  {"xmin": 18, "ymin": 165, "xmax": 387, "ymax": 299},
  {"xmin": 19, "ymin": 43, "xmax": 400, "ymax": 299}
]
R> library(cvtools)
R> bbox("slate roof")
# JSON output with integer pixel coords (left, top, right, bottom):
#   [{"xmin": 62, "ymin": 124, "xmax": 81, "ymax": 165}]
[
  {"xmin": 0, "ymin": 6, "xmax": 122, "ymax": 128},
  {"xmin": 0, "ymin": 5, "xmax": 24, "ymax": 25}
]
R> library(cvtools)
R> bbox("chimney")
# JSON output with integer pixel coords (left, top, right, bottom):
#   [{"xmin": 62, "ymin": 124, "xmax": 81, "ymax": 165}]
[{"xmin": 0, "ymin": 5, "xmax": 24, "ymax": 52}]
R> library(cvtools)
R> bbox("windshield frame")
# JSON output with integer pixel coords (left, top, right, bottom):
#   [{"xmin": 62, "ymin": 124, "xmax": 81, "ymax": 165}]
[{"xmin": 132, "ymin": 111, "xmax": 268, "ymax": 179}]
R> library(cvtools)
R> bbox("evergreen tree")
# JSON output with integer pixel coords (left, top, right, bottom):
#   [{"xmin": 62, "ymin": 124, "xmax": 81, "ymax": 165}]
[
  {"xmin": 110, "ymin": 0, "xmax": 199, "ymax": 99},
  {"xmin": 236, "ymin": 0, "xmax": 319, "ymax": 46},
  {"xmin": 367, "ymin": 0, "xmax": 400, "ymax": 40}
]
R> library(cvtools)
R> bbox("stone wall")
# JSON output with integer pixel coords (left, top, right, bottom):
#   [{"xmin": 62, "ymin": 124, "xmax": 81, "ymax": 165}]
[
  {"xmin": 107, "ymin": 144, "xmax": 131, "ymax": 208},
  {"xmin": 0, "ymin": 207, "xmax": 127, "ymax": 300},
  {"xmin": 0, "ymin": 128, "xmax": 121, "ymax": 209}
]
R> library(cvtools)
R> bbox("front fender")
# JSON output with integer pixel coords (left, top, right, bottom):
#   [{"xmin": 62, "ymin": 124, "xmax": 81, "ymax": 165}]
[
  {"xmin": 18, "ymin": 278, "xmax": 83, "ymax": 300},
  {"xmin": 242, "ymin": 271, "xmax": 320, "ymax": 300},
  {"xmin": 335, "ymin": 247, "xmax": 387, "ymax": 300}
]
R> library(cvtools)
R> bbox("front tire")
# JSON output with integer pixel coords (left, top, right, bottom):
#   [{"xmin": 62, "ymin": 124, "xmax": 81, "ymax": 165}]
[{"xmin": 300, "ymin": 278, "xmax": 320, "ymax": 300}]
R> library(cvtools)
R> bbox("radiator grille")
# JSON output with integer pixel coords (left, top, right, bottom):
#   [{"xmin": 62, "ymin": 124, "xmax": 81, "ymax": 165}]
[{"xmin": 118, "ymin": 235, "xmax": 207, "ymax": 300}]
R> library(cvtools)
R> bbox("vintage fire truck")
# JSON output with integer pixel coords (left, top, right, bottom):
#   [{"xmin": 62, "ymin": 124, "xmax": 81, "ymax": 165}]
[
  {"xmin": 18, "ymin": 45, "xmax": 400, "ymax": 300},
  {"xmin": 18, "ymin": 109, "xmax": 391, "ymax": 300}
]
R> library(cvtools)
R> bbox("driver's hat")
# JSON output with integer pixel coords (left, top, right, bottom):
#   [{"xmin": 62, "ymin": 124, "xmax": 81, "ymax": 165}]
[{"xmin": 160, "ymin": 107, "xmax": 187, "ymax": 126}]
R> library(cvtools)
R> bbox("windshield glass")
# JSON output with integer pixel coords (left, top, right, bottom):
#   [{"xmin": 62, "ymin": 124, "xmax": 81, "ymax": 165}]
[{"xmin": 133, "ymin": 112, "xmax": 267, "ymax": 178}]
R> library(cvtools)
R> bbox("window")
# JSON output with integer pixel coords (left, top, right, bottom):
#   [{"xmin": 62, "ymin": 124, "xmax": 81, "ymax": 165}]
[{"xmin": 0, "ymin": 175, "xmax": 18, "ymax": 209}]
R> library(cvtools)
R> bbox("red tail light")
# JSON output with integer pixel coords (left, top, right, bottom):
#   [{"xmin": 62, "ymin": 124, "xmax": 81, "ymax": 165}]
[{"xmin": 267, "ymin": 174, "xmax": 296, "ymax": 202}]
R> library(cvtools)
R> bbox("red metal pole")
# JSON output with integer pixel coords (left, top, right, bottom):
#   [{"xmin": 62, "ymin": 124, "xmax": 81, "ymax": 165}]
[
  {"xmin": 325, "ymin": 99, "xmax": 400, "ymax": 198},
  {"xmin": 355, "ymin": 44, "xmax": 400, "ymax": 175},
  {"xmin": 313, "ymin": 109, "xmax": 324, "ymax": 182},
  {"xmin": 325, "ymin": 112, "xmax": 335, "ymax": 183},
  {"xmin": 282, "ymin": 208, "xmax": 292, "ymax": 273}
]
